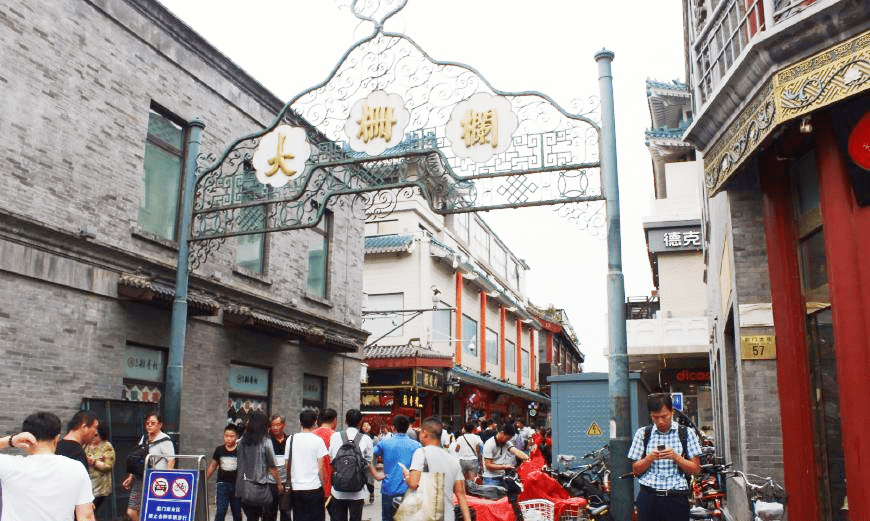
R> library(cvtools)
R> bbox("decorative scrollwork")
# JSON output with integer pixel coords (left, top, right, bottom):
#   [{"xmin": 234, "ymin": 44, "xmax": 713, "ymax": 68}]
[{"xmin": 190, "ymin": 8, "xmax": 603, "ymax": 242}]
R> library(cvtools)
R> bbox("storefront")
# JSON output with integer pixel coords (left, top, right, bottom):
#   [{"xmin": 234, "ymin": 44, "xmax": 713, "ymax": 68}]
[
  {"xmin": 362, "ymin": 345, "xmax": 453, "ymax": 432},
  {"xmin": 450, "ymin": 366, "xmax": 550, "ymax": 427}
]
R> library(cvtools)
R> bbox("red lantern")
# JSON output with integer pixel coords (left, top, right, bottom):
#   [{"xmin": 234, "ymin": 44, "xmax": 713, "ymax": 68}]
[{"xmin": 848, "ymin": 112, "xmax": 870, "ymax": 170}]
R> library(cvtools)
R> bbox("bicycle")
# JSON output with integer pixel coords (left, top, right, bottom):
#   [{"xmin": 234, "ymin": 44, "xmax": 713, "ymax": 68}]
[{"xmin": 726, "ymin": 470, "xmax": 786, "ymax": 521}]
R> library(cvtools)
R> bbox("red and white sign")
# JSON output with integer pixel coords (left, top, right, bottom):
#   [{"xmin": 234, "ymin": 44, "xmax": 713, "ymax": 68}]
[
  {"xmin": 151, "ymin": 477, "xmax": 169, "ymax": 498},
  {"xmin": 848, "ymin": 112, "xmax": 870, "ymax": 171},
  {"xmin": 171, "ymin": 477, "xmax": 191, "ymax": 499}
]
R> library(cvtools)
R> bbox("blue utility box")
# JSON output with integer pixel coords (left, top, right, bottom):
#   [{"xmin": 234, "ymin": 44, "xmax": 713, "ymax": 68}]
[{"xmin": 549, "ymin": 372, "xmax": 646, "ymax": 468}]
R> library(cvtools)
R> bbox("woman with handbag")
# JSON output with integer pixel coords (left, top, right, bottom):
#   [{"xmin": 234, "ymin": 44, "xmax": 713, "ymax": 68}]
[{"xmin": 236, "ymin": 412, "xmax": 284, "ymax": 520}]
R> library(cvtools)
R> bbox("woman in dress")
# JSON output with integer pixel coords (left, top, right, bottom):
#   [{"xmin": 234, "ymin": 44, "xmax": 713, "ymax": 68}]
[{"xmin": 85, "ymin": 423, "xmax": 116, "ymax": 512}]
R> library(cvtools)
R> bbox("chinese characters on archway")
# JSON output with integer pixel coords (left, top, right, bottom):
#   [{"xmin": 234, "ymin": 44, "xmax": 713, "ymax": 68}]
[
  {"xmin": 460, "ymin": 109, "xmax": 499, "ymax": 148},
  {"xmin": 251, "ymin": 90, "xmax": 521, "ymax": 189}
]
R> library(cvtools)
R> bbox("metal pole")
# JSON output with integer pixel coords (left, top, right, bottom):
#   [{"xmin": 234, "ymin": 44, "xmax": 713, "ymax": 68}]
[
  {"xmin": 166, "ymin": 117, "xmax": 205, "ymax": 444},
  {"xmin": 595, "ymin": 49, "xmax": 631, "ymax": 520}
]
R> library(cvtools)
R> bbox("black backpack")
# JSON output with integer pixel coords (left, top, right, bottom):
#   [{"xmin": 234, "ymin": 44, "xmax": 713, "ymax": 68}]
[
  {"xmin": 331, "ymin": 431, "xmax": 368, "ymax": 492},
  {"xmin": 641, "ymin": 424, "xmax": 690, "ymax": 484},
  {"xmin": 126, "ymin": 436, "xmax": 172, "ymax": 476}
]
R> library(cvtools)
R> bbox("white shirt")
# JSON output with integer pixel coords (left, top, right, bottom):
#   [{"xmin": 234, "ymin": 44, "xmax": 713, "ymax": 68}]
[
  {"xmin": 481, "ymin": 437, "xmax": 516, "ymax": 478},
  {"xmin": 329, "ymin": 427, "xmax": 373, "ymax": 500},
  {"xmin": 140, "ymin": 432, "xmax": 175, "ymax": 470},
  {"xmin": 285, "ymin": 432, "xmax": 328, "ymax": 491},
  {"xmin": 0, "ymin": 453, "xmax": 94, "ymax": 521},
  {"xmin": 410, "ymin": 446, "xmax": 463, "ymax": 521},
  {"xmin": 448, "ymin": 433, "xmax": 483, "ymax": 461}
]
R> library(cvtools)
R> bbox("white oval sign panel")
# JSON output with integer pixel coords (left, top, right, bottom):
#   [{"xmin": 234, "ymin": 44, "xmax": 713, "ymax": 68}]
[
  {"xmin": 345, "ymin": 90, "xmax": 410, "ymax": 156},
  {"xmin": 252, "ymin": 125, "xmax": 311, "ymax": 187},
  {"xmin": 445, "ymin": 92, "xmax": 518, "ymax": 163}
]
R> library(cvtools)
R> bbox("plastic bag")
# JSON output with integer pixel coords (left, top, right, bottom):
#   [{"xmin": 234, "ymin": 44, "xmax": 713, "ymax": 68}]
[{"xmin": 395, "ymin": 471, "xmax": 444, "ymax": 521}]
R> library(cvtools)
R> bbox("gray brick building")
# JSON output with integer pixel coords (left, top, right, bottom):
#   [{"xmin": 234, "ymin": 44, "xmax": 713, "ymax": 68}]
[{"xmin": 0, "ymin": 0, "xmax": 368, "ymax": 515}]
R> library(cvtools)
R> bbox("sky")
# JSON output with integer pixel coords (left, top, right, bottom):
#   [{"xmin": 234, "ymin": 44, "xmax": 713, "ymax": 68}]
[{"xmin": 157, "ymin": 0, "xmax": 688, "ymax": 372}]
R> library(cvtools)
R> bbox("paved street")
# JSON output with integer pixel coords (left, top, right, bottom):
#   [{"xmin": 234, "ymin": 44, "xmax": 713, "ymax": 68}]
[{"xmin": 362, "ymin": 480, "xmax": 384, "ymax": 521}]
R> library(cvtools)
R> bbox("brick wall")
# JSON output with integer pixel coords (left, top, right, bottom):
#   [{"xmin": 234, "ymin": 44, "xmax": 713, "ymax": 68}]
[
  {"xmin": 0, "ymin": 0, "xmax": 365, "ymax": 454},
  {"xmin": 727, "ymin": 188, "xmax": 784, "ymax": 481}
]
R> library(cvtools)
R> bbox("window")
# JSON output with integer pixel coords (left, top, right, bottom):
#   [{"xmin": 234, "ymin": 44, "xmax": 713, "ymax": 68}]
[
  {"xmin": 492, "ymin": 246, "xmax": 507, "ymax": 278},
  {"xmin": 462, "ymin": 315, "xmax": 478, "ymax": 357},
  {"xmin": 302, "ymin": 374, "xmax": 326, "ymax": 413},
  {"xmin": 432, "ymin": 302, "xmax": 452, "ymax": 348},
  {"xmin": 227, "ymin": 363, "xmax": 270, "ymax": 429},
  {"xmin": 522, "ymin": 349, "xmax": 530, "ymax": 378},
  {"xmin": 139, "ymin": 107, "xmax": 185, "ymax": 240},
  {"xmin": 505, "ymin": 339, "xmax": 516, "ymax": 373},
  {"xmin": 791, "ymin": 150, "xmax": 828, "ymax": 301},
  {"xmin": 472, "ymin": 220, "xmax": 489, "ymax": 262},
  {"xmin": 123, "ymin": 343, "xmax": 165, "ymax": 404},
  {"xmin": 486, "ymin": 327, "xmax": 499, "ymax": 365},
  {"xmin": 456, "ymin": 213, "xmax": 470, "ymax": 244},
  {"xmin": 307, "ymin": 212, "xmax": 331, "ymax": 298},
  {"xmin": 364, "ymin": 219, "xmax": 400, "ymax": 236},
  {"xmin": 364, "ymin": 293, "xmax": 404, "ymax": 339},
  {"xmin": 236, "ymin": 171, "xmax": 267, "ymax": 273}
]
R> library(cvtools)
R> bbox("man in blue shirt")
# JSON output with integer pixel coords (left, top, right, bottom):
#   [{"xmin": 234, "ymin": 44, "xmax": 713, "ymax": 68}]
[
  {"xmin": 627, "ymin": 393, "xmax": 702, "ymax": 521},
  {"xmin": 373, "ymin": 414, "xmax": 421, "ymax": 521}
]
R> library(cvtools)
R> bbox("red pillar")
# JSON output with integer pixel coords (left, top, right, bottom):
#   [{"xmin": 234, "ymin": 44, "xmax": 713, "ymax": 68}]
[
  {"xmin": 516, "ymin": 324, "xmax": 523, "ymax": 383},
  {"xmin": 455, "ymin": 273, "xmax": 463, "ymax": 365},
  {"xmin": 500, "ymin": 307, "xmax": 507, "ymax": 380},
  {"xmin": 530, "ymin": 328, "xmax": 536, "ymax": 390},
  {"xmin": 479, "ymin": 292, "xmax": 487, "ymax": 374},
  {"xmin": 759, "ymin": 150, "xmax": 821, "ymax": 521},
  {"xmin": 815, "ymin": 113, "xmax": 870, "ymax": 513}
]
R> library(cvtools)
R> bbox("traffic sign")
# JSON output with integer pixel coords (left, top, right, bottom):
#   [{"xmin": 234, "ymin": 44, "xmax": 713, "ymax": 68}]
[
  {"xmin": 141, "ymin": 469, "xmax": 198, "ymax": 521},
  {"xmin": 671, "ymin": 392, "xmax": 683, "ymax": 411}
]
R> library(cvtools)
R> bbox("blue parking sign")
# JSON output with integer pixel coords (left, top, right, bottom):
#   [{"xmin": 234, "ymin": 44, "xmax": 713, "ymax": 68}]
[
  {"xmin": 671, "ymin": 392, "xmax": 683, "ymax": 411},
  {"xmin": 140, "ymin": 469, "xmax": 198, "ymax": 521}
]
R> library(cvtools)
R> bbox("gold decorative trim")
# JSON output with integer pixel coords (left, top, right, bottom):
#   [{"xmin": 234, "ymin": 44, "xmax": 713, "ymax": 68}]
[{"xmin": 706, "ymin": 29, "xmax": 870, "ymax": 196}]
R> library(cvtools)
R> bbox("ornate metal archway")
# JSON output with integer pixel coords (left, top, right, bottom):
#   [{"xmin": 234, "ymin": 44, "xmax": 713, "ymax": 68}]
[{"xmin": 167, "ymin": 2, "xmax": 631, "ymax": 515}]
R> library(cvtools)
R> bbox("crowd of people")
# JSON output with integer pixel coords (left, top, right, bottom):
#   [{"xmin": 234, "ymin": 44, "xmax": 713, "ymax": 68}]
[{"xmin": 0, "ymin": 408, "xmax": 552, "ymax": 521}]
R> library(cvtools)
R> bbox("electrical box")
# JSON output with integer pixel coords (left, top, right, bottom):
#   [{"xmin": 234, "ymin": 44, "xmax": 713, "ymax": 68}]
[{"xmin": 549, "ymin": 372, "xmax": 645, "ymax": 468}]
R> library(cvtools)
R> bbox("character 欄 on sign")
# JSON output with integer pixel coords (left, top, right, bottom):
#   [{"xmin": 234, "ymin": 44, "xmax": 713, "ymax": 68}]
[
  {"xmin": 345, "ymin": 90, "xmax": 410, "ymax": 155},
  {"xmin": 460, "ymin": 109, "xmax": 498, "ymax": 148},
  {"xmin": 446, "ymin": 92, "xmax": 517, "ymax": 163},
  {"xmin": 252, "ymin": 125, "xmax": 311, "ymax": 187}
]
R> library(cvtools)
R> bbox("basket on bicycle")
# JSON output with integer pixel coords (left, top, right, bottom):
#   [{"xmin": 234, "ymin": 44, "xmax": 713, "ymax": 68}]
[
  {"xmin": 518, "ymin": 499, "xmax": 555, "ymax": 521},
  {"xmin": 558, "ymin": 497, "xmax": 590, "ymax": 521}
]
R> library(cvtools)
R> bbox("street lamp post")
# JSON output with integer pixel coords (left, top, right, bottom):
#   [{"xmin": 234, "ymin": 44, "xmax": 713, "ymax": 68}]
[{"xmin": 595, "ymin": 50, "xmax": 632, "ymax": 521}]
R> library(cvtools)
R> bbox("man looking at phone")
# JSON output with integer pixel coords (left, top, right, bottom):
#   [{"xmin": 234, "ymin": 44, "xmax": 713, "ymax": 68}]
[{"xmin": 628, "ymin": 393, "xmax": 702, "ymax": 521}]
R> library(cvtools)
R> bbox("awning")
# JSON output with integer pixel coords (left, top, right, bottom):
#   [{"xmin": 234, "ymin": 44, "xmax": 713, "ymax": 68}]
[
  {"xmin": 223, "ymin": 304, "xmax": 363, "ymax": 352},
  {"xmin": 451, "ymin": 366, "xmax": 550, "ymax": 405},
  {"xmin": 118, "ymin": 272, "xmax": 218, "ymax": 316}
]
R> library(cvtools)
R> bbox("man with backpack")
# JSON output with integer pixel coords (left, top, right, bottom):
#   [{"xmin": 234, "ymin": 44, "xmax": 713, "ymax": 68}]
[
  {"xmin": 328, "ymin": 409, "xmax": 384, "ymax": 521},
  {"xmin": 627, "ymin": 393, "xmax": 702, "ymax": 521}
]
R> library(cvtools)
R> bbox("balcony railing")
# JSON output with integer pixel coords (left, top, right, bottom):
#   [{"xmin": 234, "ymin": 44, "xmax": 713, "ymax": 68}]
[{"xmin": 694, "ymin": 0, "xmax": 766, "ymax": 105}]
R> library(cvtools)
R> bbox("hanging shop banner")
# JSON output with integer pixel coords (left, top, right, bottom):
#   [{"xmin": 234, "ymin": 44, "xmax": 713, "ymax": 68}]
[{"xmin": 141, "ymin": 469, "xmax": 199, "ymax": 521}]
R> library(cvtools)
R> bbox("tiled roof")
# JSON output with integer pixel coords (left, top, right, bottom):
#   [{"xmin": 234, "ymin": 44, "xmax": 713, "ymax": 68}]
[
  {"xmin": 646, "ymin": 79, "xmax": 689, "ymax": 93},
  {"xmin": 118, "ymin": 272, "xmax": 218, "ymax": 315},
  {"xmin": 364, "ymin": 234, "xmax": 415, "ymax": 254},
  {"xmin": 364, "ymin": 344, "xmax": 453, "ymax": 360}
]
